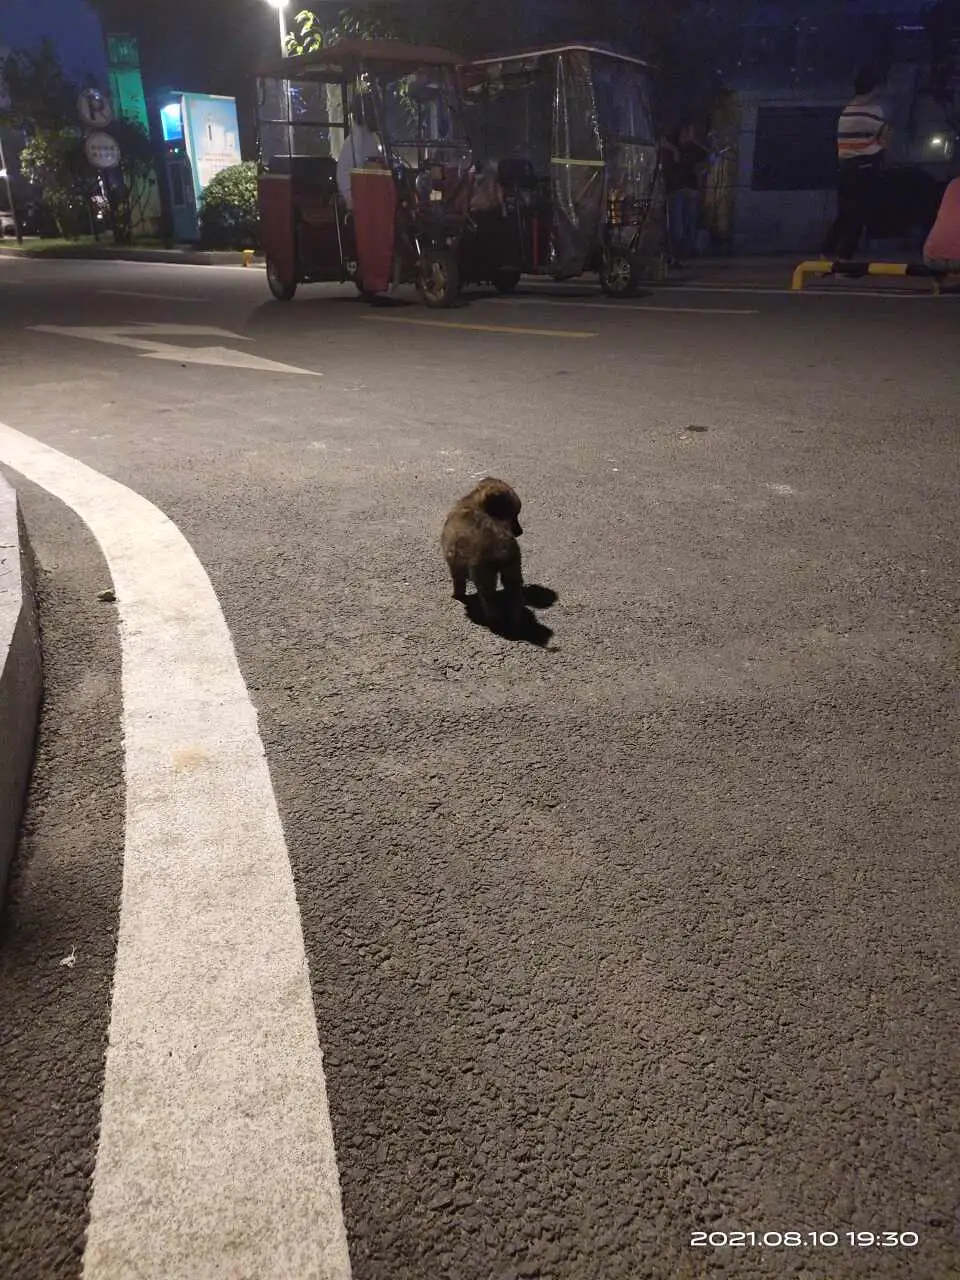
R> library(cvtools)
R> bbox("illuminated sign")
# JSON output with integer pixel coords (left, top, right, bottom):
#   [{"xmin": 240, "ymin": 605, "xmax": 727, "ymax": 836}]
[
  {"xmin": 181, "ymin": 94, "xmax": 241, "ymax": 194},
  {"xmin": 160, "ymin": 101, "xmax": 184, "ymax": 142}
]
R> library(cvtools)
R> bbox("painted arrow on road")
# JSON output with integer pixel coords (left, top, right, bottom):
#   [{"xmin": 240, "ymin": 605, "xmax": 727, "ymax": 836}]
[{"xmin": 31, "ymin": 323, "xmax": 321, "ymax": 376}]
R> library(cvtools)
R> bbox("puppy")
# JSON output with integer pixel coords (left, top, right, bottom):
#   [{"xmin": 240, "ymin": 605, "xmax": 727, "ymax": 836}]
[{"xmin": 440, "ymin": 477, "xmax": 524, "ymax": 629}]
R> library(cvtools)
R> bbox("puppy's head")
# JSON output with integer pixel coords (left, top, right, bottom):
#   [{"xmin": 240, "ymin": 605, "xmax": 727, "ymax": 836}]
[{"xmin": 473, "ymin": 477, "xmax": 523, "ymax": 537}]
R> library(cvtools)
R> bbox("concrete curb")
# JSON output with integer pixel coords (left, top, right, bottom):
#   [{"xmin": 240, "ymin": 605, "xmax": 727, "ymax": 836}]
[
  {"xmin": 0, "ymin": 475, "xmax": 42, "ymax": 910},
  {"xmin": 0, "ymin": 245, "xmax": 261, "ymax": 267}
]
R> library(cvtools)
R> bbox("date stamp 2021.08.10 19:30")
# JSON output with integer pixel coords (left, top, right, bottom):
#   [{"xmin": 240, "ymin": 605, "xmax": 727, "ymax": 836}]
[{"xmin": 690, "ymin": 1229, "xmax": 921, "ymax": 1251}]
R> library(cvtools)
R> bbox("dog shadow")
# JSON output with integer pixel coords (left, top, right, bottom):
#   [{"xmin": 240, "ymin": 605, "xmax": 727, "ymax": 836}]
[{"xmin": 463, "ymin": 583, "xmax": 558, "ymax": 648}]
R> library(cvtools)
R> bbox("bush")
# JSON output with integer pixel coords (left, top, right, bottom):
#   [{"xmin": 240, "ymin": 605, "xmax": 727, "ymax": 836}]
[{"xmin": 199, "ymin": 161, "xmax": 259, "ymax": 249}]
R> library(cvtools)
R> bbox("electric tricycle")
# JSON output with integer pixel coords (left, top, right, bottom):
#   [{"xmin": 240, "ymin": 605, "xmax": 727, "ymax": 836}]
[
  {"xmin": 460, "ymin": 43, "xmax": 666, "ymax": 296},
  {"xmin": 255, "ymin": 39, "xmax": 474, "ymax": 306}
]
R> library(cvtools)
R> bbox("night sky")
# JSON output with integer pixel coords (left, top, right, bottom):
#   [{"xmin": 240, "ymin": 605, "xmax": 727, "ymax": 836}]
[
  {"xmin": 1, "ymin": 0, "xmax": 282, "ymax": 97},
  {"xmin": 2, "ymin": 0, "xmax": 936, "ymax": 97},
  {"xmin": 1, "ymin": 0, "xmax": 109, "ymax": 79},
  {"xmin": 0, "ymin": 0, "xmax": 939, "ymax": 151},
  {"xmin": 0, "ymin": 0, "xmax": 282, "ymax": 154}
]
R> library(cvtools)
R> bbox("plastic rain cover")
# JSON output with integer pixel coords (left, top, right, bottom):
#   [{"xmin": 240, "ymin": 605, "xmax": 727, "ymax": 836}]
[
  {"xmin": 551, "ymin": 49, "xmax": 604, "ymax": 275},
  {"xmin": 594, "ymin": 56, "xmax": 665, "ymax": 267}
]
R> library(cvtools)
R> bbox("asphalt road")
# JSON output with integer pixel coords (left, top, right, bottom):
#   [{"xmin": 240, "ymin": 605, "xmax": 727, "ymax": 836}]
[{"xmin": 0, "ymin": 254, "xmax": 958, "ymax": 1280}]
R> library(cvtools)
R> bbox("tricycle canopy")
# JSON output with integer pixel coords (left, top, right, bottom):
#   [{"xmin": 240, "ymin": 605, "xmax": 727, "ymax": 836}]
[
  {"xmin": 463, "ymin": 43, "xmax": 663, "ymax": 279},
  {"xmin": 256, "ymin": 39, "xmax": 471, "ymax": 174}
]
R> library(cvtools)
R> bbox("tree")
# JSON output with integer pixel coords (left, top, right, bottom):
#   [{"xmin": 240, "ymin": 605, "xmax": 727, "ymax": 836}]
[
  {"xmin": 1, "ymin": 43, "xmax": 90, "ymax": 237},
  {"xmin": 285, "ymin": 6, "xmax": 401, "ymax": 56},
  {"xmin": 0, "ymin": 41, "xmax": 78, "ymax": 133},
  {"xmin": 101, "ymin": 117, "xmax": 158, "ymax": 244},
  {"xmin": 285, "ymin": 2, "xmax": 526, "ymax": 59},
  {"xmin": 19, "ymin": 128, "xmax": 95, "ymax": 235},
  {"xmin": 2, "ymin": 39, "xmax": 161, "ymax": 245}
]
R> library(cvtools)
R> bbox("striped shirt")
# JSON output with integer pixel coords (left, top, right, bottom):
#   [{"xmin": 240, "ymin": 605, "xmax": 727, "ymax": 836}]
[{"xmin": 837, "ymin": 94, "xmax": 887, "ymax": 162}]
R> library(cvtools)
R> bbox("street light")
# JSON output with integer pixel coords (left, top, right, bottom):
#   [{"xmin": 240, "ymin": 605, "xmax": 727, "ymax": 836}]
[{"xmin": 264, "ymin": 0, "xmax": 290, "ymax": 56}]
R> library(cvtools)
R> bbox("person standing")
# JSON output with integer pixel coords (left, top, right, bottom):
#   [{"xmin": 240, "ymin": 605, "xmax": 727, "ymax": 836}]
[
  {"xmin": 337, "ymin": 94, "xmax": 384, "ymax": 212},
  {"xmin": 821, "ymin": 67, "xmax": 890, "ymax": 261},
  {"xmin": 663, "ymin": 120, "xmax": 708, "ymax": 266}
]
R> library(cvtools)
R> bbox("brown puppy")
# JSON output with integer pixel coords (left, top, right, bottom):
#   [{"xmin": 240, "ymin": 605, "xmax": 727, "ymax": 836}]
[{"xmin": 441, "ymin": 477, "xmax": 524, "ymax": 628}]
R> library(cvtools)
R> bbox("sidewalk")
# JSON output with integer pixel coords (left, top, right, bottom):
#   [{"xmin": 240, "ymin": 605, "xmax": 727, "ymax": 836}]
[
  {"xmin": 0, "ymin": 241, "xmax": 944, "ymax": 292},
  {"xmin": 658, "ymin": 252, "xmax": 947, "ymax": 293},
  {"xmin": 659, "ymin": 255, "xmax": 798, "ymax": 290},
  {"xmin": 0, "ymin": 242, "xmax": 258, "ymax": 268},
  {"xmin": 0, "ymin": 240, "xmax": 786, "ymax": 279},
  {"xmin": 0, "ymin": 475, "xmax": 41, "ymax": 911}
]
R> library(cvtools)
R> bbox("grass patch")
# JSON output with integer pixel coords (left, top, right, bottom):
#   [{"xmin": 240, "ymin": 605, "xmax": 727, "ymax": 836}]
[{"xmin": 0, "ymin": 235, "xmax": 98, "ymax": 252}]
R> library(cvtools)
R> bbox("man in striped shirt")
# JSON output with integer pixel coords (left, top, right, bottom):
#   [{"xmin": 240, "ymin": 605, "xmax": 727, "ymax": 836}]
[{"xmin": 821, "ymin": 67, "xmax": 890, "ymax": 260}]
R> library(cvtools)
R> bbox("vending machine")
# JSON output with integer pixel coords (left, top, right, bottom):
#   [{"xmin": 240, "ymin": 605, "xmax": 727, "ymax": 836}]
[{"xmin": 158, "ymin": 91, "xmax": 241, "ymax": 241}]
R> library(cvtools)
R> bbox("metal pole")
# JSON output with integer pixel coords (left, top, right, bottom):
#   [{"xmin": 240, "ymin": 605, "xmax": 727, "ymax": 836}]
[
  {"xmin": 277, "ymin": 4, "xmax": 293, "ymax": 161},
  {"xmin": 0, "ymin": 130, "xmax": 24, "ymax": 245}
]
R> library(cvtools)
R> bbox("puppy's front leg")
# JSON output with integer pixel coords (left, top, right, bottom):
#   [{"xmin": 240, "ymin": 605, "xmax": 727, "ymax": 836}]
[{"xmin": 499, "ymin": 560, "xmax": 524, "ymax": 629}]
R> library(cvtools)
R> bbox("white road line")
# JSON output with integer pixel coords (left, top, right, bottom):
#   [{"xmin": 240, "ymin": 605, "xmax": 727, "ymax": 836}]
[
  {"xmin": 0, "ymin": 422, "xmax": 351, "ymax": 1280},
  {"xmin": 32, "ymin": 323, "xmax": 321, "ymax": 375},
  {"xmin": 99, "ymin": 289, "xmax": 206, "ymax": 302}
]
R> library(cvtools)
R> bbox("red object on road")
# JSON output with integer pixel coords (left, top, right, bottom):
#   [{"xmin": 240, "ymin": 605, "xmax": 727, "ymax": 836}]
[
  {"xmin": 258, "ymin": 174, "xmax": 296, "ymax": 286},
  {"xmin": 924, "ymin": 176, "xmax": 960, "ymax": 264}
]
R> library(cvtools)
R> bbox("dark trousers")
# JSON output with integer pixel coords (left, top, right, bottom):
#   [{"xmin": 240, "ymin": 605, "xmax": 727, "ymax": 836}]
[
  {"xmin": 821, "ymin": 157, "xmax": 881, "ymax": 260},
  {"xmin": 668, "ymin": 188, "xmax": 701, "ymax": 260}
]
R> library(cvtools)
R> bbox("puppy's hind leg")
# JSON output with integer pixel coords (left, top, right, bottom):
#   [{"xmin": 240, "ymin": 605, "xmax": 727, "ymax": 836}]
[
  {"xmin": 499, "ymin": 559, "xmax": 524, "ymax": 630},
  {"xmin": 471, "ymin": 564, "xmax": 500, "ymax": 626},
  {"xmin": 444, "ymin": 552, "xmax": 468, "ymax": 600}
]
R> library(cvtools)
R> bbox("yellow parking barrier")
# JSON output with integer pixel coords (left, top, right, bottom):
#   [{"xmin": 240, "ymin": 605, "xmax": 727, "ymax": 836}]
[
  {"xmin": 792, "ymin": 259, "xmax": 957, "ymax": 294},
  {"xmin": 791, "ymin": 260, "xmax": 833, "ymax": 289}
]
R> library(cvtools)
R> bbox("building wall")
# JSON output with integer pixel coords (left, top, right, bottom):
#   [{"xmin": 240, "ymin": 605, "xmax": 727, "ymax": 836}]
[
  {"xmin": 721, "ymin": 73, "xmax": 953, "ymax": 253},
  {"xmin": 719, "ymin": 0, "xmax": 956, "ymax": 254},
  {"xmin": 724, "ymin": 88, "xmax": 839, "ymax": 252}
]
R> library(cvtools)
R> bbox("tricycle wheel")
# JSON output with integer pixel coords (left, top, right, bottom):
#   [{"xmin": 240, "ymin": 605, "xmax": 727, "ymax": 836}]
[
  {"xmin": 266, "ymin": 257, "xmax": 297, "ymax": 301},
  {"xmin": 599, "ymin": 250, "xmax": 639, "ymax": 298},
  {"xmin": 492, "ymin": 268, "xmax": 521, "ymax": 294},
  {"xmin": 418, "ymin": 250, "xmax": 459, "ymax": 308}
]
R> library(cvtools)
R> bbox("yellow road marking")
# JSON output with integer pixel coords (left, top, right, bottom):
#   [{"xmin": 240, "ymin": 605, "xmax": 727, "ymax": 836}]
[
  {"xmin": 362, "ymin": 314, "xmax": 596, "ymax": 338},
  {"xmin": 486, "ymin": 296, "xmax": 758, "ymax": 316}
]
